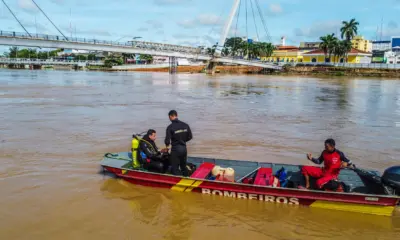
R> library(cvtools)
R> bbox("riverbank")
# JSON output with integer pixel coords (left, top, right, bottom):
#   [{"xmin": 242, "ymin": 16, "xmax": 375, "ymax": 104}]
[
  {"xmin": 104, "ymin": 65, "xmax": 400, "ymax": 77},
  {"xmin": 278, "ymin": 65, "xmax": 400, "ymax": 78},
  {"xmin": 109, "ymin": 65, "xmax": 266, "ymax": 74}
]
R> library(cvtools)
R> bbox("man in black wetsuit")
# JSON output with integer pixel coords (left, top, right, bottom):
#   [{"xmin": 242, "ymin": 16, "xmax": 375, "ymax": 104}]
[
  {"xmin": 164, "ymin": 110, "xmax": 193, "ymax": 176},
  {"xmin": 139, "ymin": 129, "xmax": 169, "ymax": 173}
]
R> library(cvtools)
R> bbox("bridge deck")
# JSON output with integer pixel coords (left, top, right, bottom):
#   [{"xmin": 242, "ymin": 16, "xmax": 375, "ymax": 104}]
[{"xmin": 0, "ymin": 31, "xmax": 281, "ymax": 70}]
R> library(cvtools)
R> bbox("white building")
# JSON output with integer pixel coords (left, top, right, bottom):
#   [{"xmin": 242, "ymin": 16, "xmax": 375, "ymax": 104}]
[{"xmin": 372, "ymin": 41, "xmax": 391, "ymax": 51}]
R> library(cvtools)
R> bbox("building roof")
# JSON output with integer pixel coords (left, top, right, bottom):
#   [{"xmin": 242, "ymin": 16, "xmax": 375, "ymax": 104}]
[
  {"xmin": 303, "ymin": 48, "xmax": 372, "ymax": 55},
  {"xmin": 275, "ymin": 46, "xmax": 299, "ymax": 50},
  {"xmin": 372, "ymin": 40, "xmax": 391, "ymax": 44}
]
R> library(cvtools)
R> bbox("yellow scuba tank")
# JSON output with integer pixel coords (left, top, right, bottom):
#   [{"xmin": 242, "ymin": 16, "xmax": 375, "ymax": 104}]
[{"xmin": 131, "ymin": 134, "xmax": 141, "ymax": 168}]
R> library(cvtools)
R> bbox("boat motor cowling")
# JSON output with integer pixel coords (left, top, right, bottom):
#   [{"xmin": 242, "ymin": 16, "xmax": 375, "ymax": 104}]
[{"xmin": 381, "ymin": 166, "xmax": 400, "ymax": 195}]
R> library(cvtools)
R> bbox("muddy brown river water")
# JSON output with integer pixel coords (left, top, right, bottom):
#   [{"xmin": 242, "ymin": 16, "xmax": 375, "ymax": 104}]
[{"xmin": 0, "ymin": 69, "xmax": 400, "ymax": 239}]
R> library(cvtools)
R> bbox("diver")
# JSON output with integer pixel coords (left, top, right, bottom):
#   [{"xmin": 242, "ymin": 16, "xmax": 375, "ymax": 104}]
[
  {"xmin": 138, "ymin": 129, "xmax": 169, "ymax": 173},
  {"xmin": 164, "ymin": 110, "xmax": 193, "ymax": 176}
]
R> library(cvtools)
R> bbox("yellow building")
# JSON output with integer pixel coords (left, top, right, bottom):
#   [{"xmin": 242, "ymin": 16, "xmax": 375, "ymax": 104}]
[
  {"xmin": 261, "ymin": 46, "xmax": 305, "ymax": 63},
  {"xmin": 302, "ymin": 48, "xmax": 372, "ymax": 64},
  {"xmin": 351, "ymin": 36, "xmax": 372, "ymax": 52}
]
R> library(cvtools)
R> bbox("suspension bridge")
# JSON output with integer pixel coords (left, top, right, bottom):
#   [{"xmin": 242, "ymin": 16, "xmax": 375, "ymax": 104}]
[{"xmin": 0, "ymin": 0, "xmax": 281, "ymax": 73}]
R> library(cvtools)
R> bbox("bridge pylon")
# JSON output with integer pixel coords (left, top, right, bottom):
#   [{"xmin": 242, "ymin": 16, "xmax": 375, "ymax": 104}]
[{"xmin": 207, "ymin": 0, "xmax": 240, "ymax": 74}]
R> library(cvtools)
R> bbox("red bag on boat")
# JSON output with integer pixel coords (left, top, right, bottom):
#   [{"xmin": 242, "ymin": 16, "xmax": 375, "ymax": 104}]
[{"xmin": 242, "ymin": 177, "xmax": 254, "ymax": 184}]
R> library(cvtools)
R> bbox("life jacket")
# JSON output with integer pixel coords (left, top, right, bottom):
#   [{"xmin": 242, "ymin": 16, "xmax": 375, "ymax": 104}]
[{"xmin": 254, "ymin": 168, "xmax": 280, "ymax": 187}]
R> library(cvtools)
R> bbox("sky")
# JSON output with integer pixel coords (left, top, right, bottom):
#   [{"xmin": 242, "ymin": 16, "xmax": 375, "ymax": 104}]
[{"xmin": 1, "ymin": 0, "xmax": 400, "ymax": 53}]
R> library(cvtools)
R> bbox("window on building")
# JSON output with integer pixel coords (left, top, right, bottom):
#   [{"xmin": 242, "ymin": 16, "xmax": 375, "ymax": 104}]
[
  {"xmin": 340, "ymin": 58, "xmax": 344, "ymax": 63},
  {"xmin": 325, "ymin": 58, "xmax": 330, "ymax": 63},
  {"xmin": 312, "ymin": 58, "xmax": 317, "ymax": 63}
]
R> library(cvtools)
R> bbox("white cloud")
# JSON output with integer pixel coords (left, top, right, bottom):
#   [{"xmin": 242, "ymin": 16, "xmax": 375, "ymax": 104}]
[
  {"xmin": 51, "ymin": 0, "xmax": 64, "ymax": 5},
  {"xmin": 153, "ymin": 0, "xmax": 192, "ymax": 6},
  {"xmin": 145, "ymin": 20, "xmax": 164, "ymax": 30},
  {"xmin": 137, "ymin": 27, "xmax": 149, "ymax": 32},
  {"xmin": 294, "ymin": 20, "xmax": 342, "ymax": 39},
  {"xmin": 177, "ymin": 14, "xmax": 223, "ymax": 29},
  {"xmin": 269, "ymin": 4, "xmax": 283, "ymax": 14},
  {"xmin": 18, "ymin": 0, "xmax": 38, "ymax": 13},
  {"xmin": 60, "ymin": 25, "xmax": 112, "ymax": 37},
  {"xmin": 380, "ymin": 20, "xmax": 400, "ymax": 39}
]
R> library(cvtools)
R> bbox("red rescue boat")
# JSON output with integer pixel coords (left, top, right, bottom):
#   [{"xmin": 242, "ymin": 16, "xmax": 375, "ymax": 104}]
[{"xmin": 100, "ymin": 152, "xmax": 400, "ymax": 216}]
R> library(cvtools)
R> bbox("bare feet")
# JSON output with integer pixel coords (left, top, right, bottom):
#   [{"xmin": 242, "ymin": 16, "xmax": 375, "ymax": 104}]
[{"xmin": 298, "ymin": 186, "xmax": 310, "ymax": 190}]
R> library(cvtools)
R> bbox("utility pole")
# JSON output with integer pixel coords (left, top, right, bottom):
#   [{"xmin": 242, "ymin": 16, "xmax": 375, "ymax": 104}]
[
  {"xmin": 35, "ymin": 15, "xmax": 37, "ymax": 36},
  {"xmin": 380, "ymin": 17, "xmax": 383, "ymax": 41},
  {"xmin": 70, "ymin": 8, "xmax": 72, "ymax": 40}
]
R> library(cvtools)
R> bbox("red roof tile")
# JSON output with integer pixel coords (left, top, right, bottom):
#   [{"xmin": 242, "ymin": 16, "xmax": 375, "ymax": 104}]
[{"xmin": 276, "ymin": 46, "xmax": 299, "ymax": 50}]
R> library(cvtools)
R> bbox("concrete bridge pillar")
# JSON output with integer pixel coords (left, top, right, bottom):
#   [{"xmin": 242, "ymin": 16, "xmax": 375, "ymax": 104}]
[
  {"xmin": 169, "ymin": 57, "xmax": 177, "ymax": 74},
  {"xmin": 206, "ymin": 61, "xmax": 217, "ymax": 75}
]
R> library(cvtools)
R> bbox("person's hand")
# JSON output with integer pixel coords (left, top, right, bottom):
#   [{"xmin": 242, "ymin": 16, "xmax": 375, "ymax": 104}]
[
  {"xmin": 347, "ymin": 164, "xmax": 355, "ymax": 169},
  {"xmin": 160, "ymin": 148, "xmax": 169, "ymax": 153},
  {"xmin": 307, "ymin": 153, "xmax": 313, "ymax": 161}
]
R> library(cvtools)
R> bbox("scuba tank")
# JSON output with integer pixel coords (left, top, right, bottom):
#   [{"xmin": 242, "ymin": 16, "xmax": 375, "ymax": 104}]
[{"xmin": 131, "ymin": 134, "xmax": 141, "ymax": 168}]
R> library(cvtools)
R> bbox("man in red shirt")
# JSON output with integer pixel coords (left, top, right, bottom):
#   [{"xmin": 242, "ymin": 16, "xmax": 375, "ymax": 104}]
[{"xmin": 301, "ymin": 139, "xmax": 352, "ymax": 190}]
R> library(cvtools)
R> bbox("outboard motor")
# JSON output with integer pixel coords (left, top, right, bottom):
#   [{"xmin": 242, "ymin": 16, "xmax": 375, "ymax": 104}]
[{"xmin": 381, "ymin": 166, "xmax": 400, "ymax": 196}]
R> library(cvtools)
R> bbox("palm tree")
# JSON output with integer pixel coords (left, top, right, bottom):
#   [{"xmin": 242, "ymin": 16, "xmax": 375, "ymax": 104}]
[
  {"xmin": 328, "ymin": 35, "xmax": 338, "ymax": 61},
  {"xmin": 222, "ymin": 47, "xmax": 230, "ymax": 56},
  {"xmin": 259, "ymin": 42, "xmax": 275, "ymax": 58},
  {"xmin": 340, "ymin": 18, "xmax": 359, "ymax": 41},
  {"xmin": 341, "ymin": 40, "xmax": 352, "ymax": 63},
  {"xmin": 319, "ymin": 33, "xmax": 337, "ymax": 62},
  {"xmin": 206, "ymin": 44, "xmax": 217, "ymax": 55}
]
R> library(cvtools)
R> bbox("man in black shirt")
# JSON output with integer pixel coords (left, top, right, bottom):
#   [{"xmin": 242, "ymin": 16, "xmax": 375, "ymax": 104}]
[
  {"xmin": 139, "ymin": 129, "xmax": 169, "ymax": 173},
  {"xmin": 165, "ymin": 110, "xmax": 193, "ymax": 176}
]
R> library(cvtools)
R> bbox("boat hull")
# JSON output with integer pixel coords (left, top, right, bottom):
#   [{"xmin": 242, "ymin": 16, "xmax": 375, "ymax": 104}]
[{"xmin": 102, "ymin": 165, "xmax": 399, "ymax": 217}]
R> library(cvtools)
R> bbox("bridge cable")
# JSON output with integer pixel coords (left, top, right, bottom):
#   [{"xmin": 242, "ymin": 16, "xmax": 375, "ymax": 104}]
[
  {"xmin": 245, "ymin": 0, "xmax": 248, "ymax": 59},
  {"xmin": 232, "ymin": 0, "xmax": 242, "ymax": 58},
  {"xmin": 250, "ymin": 0, "xmax": 260, "ymax": 42},
  {"xmin": 206, "ymin": 6, "xmax": 226, "ymax": 44},
  {"xmin": 254, "ymin": 0, "xmax": 272, "ymax": 43},
  {"xmin": 30, "ymin": 0, "xmax": 68, "ymax": 40},
  {"xmin": 1, "ymin": 0, "xmax": 32, "ymax": 37}
]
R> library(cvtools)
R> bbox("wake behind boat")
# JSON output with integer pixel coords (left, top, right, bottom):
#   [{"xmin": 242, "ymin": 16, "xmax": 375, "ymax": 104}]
[{"xmin": 100, "ymin": 152, "xmax": 400, "ymax": 217}]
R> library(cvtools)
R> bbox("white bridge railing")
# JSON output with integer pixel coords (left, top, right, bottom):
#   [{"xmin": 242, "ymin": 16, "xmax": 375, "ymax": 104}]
[
  {"xmin": 0, "ymin": 30, "xmax": 203, "ymax": 55},
  {"xmin": 0, "ymin": 30, "xmax": 281, "ymax": 70},
  {"xmin": 0, "ymin": 58, "xmax": 104, "ymax": 66}
]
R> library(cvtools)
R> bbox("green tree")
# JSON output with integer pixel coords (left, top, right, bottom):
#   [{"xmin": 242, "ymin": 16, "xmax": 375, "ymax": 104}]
[
  {"xmin": 223, "ymin": 37, "xmax": 244, "ymax": 56},
  {"xmin": 104, "ymin": 55, "xmax": 123, "ymax": 67},
  {"xmin": 319, "ymin": 33, "xmax": 337, "ymax": 62},
  {"xmin": 340, "ymin": 18, "xmax": 359, "ymax": 41},
  {"xmin": 140, "ymin": 54, "xmax": 153, "ymax": 63},
  {"xmin": 259, "ymin": 42, "xmax": 275, "ymax": 58},
  {"xmin": 5, "ymin": 47, "xmax": 18, "ymax": 58},
  {"xmin": 206, "ymin": 44, "xmax": 217, "ymax": 55},
  {"xmin": 341, "ymin": 40, "xmax": 352, "ymax": 63},
  {"xmin": 87, "ymin": 54, "xmax": 96, "ymax": 61}
]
